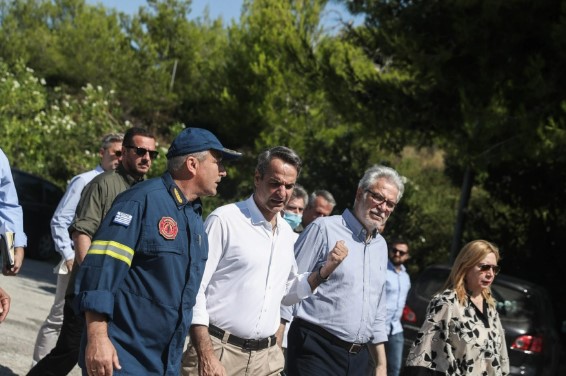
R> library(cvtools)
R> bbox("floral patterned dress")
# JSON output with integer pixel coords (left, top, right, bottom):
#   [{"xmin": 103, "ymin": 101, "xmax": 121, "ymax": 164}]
[{"xmin": 403, "ymin": 289, "xmax": 509, "ymax": 376}]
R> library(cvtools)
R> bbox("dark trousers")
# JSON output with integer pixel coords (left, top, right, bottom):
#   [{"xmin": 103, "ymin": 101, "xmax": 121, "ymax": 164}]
[
  {"xmin": 286, "ymin": 319, "xmax": 373, "ymax": 376},
  {"xmin": 27, "ymin": 295, "xmax": 83, "ymax": 376}
]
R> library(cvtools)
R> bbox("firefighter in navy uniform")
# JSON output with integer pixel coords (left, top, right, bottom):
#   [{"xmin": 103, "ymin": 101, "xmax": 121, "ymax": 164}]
[{"xmin": 74, "ymin": 128, "xmax": 241, "ymax": 376}]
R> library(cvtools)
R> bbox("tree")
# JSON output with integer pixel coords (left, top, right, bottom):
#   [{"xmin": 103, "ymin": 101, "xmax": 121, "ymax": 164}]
[
  {"xmin": 0, "ymin": 60, "xmax": 131, "ymax": 187},
  {"xmin": 338, "ymin": 0, "xmax": 566, "ymax": 321}
]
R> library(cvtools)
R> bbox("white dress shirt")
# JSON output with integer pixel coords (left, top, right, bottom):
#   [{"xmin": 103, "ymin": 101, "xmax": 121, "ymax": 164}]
[
  {"xmin": 50, "ymin": 165, "xmax": 104, "ymax": 266},
  {"xmin": 192, "ymin": 195, "xmax": 313, "ymax": 339}
]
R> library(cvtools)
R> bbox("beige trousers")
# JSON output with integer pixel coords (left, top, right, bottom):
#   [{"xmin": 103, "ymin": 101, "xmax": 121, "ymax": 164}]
[{"xmin": 181, "ymin": 334, "xmax": 284, "ymax": 376}]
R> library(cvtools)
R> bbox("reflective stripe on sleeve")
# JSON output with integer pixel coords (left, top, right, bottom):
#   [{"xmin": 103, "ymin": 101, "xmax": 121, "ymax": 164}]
[{"xmin": 88, "ymin": 240, "xmax": 134, "ymax": 266}]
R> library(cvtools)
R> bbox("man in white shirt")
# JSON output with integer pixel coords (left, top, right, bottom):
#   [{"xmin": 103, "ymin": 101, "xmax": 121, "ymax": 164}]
[{"xmin": 182, "ymin": 146, "xmax": 348, "ymax": 376}]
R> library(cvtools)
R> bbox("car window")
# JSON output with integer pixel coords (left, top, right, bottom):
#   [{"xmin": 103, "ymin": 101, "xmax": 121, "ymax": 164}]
[
  {"xmin": 492, "ymin": 284, "xmax": 535, "ymax": 323},
  {"xmin": 12, "ymin": 171, "xmax": 43, "ymax": 203}
]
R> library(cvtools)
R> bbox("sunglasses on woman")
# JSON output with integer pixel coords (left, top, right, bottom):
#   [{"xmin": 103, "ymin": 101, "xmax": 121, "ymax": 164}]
[{"xmin": 477, "ymin": 263, "xmax": 500, "ymax": 275}]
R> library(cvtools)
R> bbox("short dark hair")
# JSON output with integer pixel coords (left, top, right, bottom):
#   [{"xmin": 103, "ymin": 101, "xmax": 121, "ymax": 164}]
[
  {"xmin": 123, "ymin": 127, "xmax": 155, "ymax": 146},
  {"xmin": 390, "ymin": 239, "xmax": 409, "ymax": 249},
  {"xmin": 256, "ymin": 146, "xmax": 302, "ymax": 178}
]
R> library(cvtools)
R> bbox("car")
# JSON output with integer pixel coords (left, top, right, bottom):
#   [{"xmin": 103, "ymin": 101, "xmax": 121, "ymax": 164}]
[
  {"xmin": 11, "ymin": 169, "xmax": 64, "ymax": 260},
  {"xmin": 402, "ymin": 264, "xmax": 563, "ymax": 376}
]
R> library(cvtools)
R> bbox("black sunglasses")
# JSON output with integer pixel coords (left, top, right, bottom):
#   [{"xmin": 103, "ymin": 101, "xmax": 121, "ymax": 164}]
[
  {"xmin": 478, "ymin": 263, "xmax": 501, "ymax": 275},
  {"xmin": 391, "ymin": 247, "xmax": 408, "ymax": 256},
  {"xmin": 124, "ymin": 145, "xmax": 158, "ymax": 160}
]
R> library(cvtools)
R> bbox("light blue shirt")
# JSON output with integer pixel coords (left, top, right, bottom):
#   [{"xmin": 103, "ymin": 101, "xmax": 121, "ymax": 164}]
[
  {"xmin": 51, "ymin": 165, "xmax": 104, "ymax": 262},
  {"xmin": 281, "ymin": 209, "xmax": 389, "ymax": 344},
  {"xmin": 385, "ymin": 260, "xmax": 411, "ymax": 336},
  {"xmin": 0, "ymin": 148, "xmax": 27, "ymax": 247}
]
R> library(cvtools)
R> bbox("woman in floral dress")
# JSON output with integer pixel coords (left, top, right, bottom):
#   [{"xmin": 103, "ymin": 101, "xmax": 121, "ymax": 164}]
[{"xmin": 403, "ymin": 240, "xmax": 509, "ymax": 376}]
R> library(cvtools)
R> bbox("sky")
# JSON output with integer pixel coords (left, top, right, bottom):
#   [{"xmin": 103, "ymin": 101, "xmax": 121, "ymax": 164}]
[{"xmin": 85, "ymin": 0, "xmax": 361, "ymax": 30}]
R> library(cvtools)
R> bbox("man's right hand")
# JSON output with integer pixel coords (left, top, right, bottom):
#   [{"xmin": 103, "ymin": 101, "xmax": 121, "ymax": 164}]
[
  {"xmin": 0, "ymin": 287, "xmax": 10, "ymax": 322},
  {"xmin": 198, "ymin": 353, "xmax": 227, "ymax": 376},
  {"xmin": 65, "ymin": 259, "xmax": 74, "ymax": 273},
  {"xmin": 85, "ymin": 311, "xmax": 121, "ymax": 376},
  {"xmin": 190, "ymin": 325, "xmax": 227, "ymax": 376}
]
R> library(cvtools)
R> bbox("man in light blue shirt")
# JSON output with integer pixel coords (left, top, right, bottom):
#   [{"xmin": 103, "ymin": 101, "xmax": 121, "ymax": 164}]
[
  {"xmin": 31, "ymin": 133, "xmax": 123, "ymax": 366},
  {"xmin": 385, "ymin": 240, "xmax": 411, "ymax": 376},
  {"xmin": 0, "ymin": 148, "xmax": 26, "ymax": 275},
  {"xmin": 283, "ymin": 165, "xmax": 405, "ymax": 376}
]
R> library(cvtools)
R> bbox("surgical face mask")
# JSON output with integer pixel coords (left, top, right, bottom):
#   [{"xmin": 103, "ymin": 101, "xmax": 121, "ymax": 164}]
[{"xmin": 283, "ymin": 211, "xmax": 302, "ymax": 230}]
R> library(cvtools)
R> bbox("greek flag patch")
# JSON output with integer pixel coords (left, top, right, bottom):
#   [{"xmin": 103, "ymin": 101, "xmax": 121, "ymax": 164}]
[{"xmin": 113, "ymin": 211, "xmax": 132, "ymax": 227}]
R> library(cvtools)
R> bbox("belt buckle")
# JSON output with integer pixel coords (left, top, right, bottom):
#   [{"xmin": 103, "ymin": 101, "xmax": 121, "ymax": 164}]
[
  {"xmin": 242, "ymin": 339, "xmax": 259, "ymax": 351},
  {"xmin": 349, "ymin": 343, "xmax": 362, "ymax": 353}
]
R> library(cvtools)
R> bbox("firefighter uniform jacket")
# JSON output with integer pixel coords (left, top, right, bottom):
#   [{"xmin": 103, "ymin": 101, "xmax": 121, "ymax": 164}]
[{"xmin": 75, "ymin": 172, "xmax": 208, "ymax": 375}]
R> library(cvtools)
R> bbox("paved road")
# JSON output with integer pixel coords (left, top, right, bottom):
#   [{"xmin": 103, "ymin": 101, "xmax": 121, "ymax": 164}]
[{"xmin": 0, "ymin": 258, "xmax": 81, "ymax": 376}]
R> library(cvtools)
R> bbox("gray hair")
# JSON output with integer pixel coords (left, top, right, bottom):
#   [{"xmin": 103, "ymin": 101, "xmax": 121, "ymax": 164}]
[
  {"xmin": 291, "ymin": 184, "xmax": 309, "ymax": 205},
  {"xmin": 167, "ymin": 150, "xmax": 208, "ymax": 173},
  {"xmin": 256, "ymin": 146, "xmax": 302, "ymax": 178},
  {"xmin": 358, "ymin": 165, "xmax": 405, "ymax": 202},
  {"xmin": 101, "ymin": 133, "xmax": 124, "ymax": 149},
  {"xmin": 307, "ymin": 190, "xmax": 336, "ymax": 209}
]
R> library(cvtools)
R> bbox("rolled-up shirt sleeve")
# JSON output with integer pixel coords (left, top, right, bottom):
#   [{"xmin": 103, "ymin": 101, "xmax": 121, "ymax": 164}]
[
  {"xmin": 51, "ymin": 175, "xmax": 90, "ymax": 261},
  {"xmin": 191, "ymin": 214, "xmax": 224, "ymax": 327},
  {"xmin": 69, "ymin": 180, "xmax": 105, "ymax": 238},
  {"xmin": 0, "ymin": 149, "xmax": 27, "ymax": 247}
]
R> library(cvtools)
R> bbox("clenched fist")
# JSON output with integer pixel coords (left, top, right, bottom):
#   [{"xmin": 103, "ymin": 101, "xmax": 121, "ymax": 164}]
[{"xmin": 320, "ymin": 240, "xmax": 349, "ymax": 279}]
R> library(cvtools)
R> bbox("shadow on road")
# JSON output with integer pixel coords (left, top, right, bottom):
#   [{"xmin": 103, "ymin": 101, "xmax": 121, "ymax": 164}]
[
  {"xmin": 17, "ymin": 259, "xmax": 58, "ymax": 285},
  {"xmin": 0, "ymin": 364, "xmax": 18, "ymax": 376}
]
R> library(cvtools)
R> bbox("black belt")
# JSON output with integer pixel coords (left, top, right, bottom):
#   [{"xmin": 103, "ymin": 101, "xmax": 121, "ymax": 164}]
[
  {"xmin": 295, "ymin": 318, "xmax": 366, "ymax": 354},
  {"xmin": 208, "ymin": 324, "xmax": 277, "ymax": 351}
]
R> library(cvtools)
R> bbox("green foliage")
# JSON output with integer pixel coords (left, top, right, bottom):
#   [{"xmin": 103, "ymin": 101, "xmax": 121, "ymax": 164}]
[{"xmin": 0, "ymin": 60, "xmax": 130, "ymax": 187}]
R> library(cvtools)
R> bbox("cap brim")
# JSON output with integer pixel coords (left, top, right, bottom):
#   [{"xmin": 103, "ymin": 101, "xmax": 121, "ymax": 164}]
[{"xmin": 220, "ymin": 148, "xmax": 243, "ymax": 161}]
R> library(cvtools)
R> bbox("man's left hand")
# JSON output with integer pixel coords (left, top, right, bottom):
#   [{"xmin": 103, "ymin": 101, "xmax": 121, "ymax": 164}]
[{"xmin": 2, "ymin": 247, "xmax": 24, "ymax": 276}]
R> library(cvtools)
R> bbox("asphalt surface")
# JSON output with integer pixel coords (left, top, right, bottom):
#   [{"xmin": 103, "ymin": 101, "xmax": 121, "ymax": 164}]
[{"xmin": 0, "ymin": 258, "xmax": 81, "ymax": 376}]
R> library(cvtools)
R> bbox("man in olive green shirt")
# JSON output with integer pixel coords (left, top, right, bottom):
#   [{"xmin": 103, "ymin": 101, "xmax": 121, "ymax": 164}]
[{"xmin": 27, "ymin": 127, "xmax": 157, "ymax": 376}]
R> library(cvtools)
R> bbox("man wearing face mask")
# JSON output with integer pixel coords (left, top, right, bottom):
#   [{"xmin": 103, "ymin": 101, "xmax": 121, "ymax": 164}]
[
  {"xmin": 283, "ymin": 184, "xmax": 308, "ymax": 237},
  {"xmin": 280, "ymin": 184, "xmax": 308, "ymax": 362}
]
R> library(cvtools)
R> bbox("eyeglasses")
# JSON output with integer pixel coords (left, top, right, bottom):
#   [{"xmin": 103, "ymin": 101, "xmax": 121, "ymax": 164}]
[
  {"xmin": 391, "ymin": 248, "xmax": 408, "ymax": 256},
  {"xmin": 124, "ymin": 145, "xmax": 159, "ymax": 160},
  {"xmin": 365, "ymin": 189, "xmax": 397, "ymax": 210},
  {"xmin": 477, "ymin": 264, "xmax": 501, "ymax": 275},
  {"xmin": 114, "ymin": 151, "xmax": 122, "ymax": 157}
]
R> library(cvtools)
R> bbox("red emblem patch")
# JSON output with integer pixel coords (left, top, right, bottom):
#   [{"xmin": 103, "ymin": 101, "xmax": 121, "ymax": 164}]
[{"xmin": 158, "ymin": 217, "xmax": 178, "ymax": 240}]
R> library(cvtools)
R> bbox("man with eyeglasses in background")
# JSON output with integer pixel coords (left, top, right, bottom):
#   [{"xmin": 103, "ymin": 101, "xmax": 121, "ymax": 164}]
[
  {"xmin": 28, "ymin": 127, "xmax": 156, "ymax": 376},
  {"xmin": 31, "ymin": 133, "xmax": 124, "ymax": 367},
  {"xmin": 384, "ymin": 239, "xmax": 411, "ymax": 376},
  {"xmin": 283, "ymin": 165, "xmax": 405, "ymax": 376}
]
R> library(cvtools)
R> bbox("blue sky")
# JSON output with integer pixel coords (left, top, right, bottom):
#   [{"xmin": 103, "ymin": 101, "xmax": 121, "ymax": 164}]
[{"xmin": 85, "ymin": 0, "xmax": 361, "ymax": 30}]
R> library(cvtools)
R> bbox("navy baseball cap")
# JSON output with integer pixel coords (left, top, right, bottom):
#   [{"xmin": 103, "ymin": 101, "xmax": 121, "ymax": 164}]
[{"xmin": 166, "ymin": 127, "xmax": 242, "ymax": 160}]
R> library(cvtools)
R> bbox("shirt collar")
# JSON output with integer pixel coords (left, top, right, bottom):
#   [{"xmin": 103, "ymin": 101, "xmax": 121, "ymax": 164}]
[
  {"xmin": 116, "ymin": 164, "xmax": 144, "ymax": 186},
  {"xmin": 342, "ymin": 208, "xmax": 378, "ymax": 243},
  {"xmin": 246, "ymin": 195, "xmax": 279, "ymax": 232},
  {"xmin": 94, "ymin": 164, "xmax": 105, "ymax": 173},
  {"xmin": 161, "ymin": 172, "xmax": 202, "ymax": 213},
  {"xmin": 387, "ymin": 260, "xmax": 406, "ymax": 273}
]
